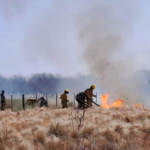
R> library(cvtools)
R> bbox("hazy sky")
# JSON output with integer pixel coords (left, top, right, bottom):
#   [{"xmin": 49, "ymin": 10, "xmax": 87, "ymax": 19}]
[
  {"xmin": 0, "ymin": 0, "xmax": 150, "ymax": 77},
  {"xmin": 0, "ymin": 0, "xmax": 88, "ymax": 77}
]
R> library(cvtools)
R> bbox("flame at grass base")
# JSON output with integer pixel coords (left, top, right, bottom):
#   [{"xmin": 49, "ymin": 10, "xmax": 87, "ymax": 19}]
[
  {"xmin": 100, "ymin": 94, "xmax": 143, "ymax": 109},
  {"xmin": 134, "ymin": 103, "xmax": 143, "ymax": 108},
  {"xmin": 101, "ymin": 94, "xmax": 124, "ymax": 109}
]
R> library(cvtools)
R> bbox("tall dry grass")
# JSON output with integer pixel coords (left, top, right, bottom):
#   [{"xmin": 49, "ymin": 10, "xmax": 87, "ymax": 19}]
[{"xmin": 0, "ymin": 106, "xmax": 150, "ymax": 149}]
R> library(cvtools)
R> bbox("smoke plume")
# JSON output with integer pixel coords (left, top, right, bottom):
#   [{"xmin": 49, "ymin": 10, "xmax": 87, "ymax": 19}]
[
  {"xmin": 77, "ymin": 0, "xmax": 149, "ymax": 104},
  {"xmin": 0, "ymin": 0, "xmax": 150, "ymax": 103}
]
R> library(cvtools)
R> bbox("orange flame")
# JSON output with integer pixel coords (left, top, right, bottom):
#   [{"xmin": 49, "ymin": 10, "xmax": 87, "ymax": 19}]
[
  {"xmin": 134, "ymin": 104, "xmax": 143, "ymax": 108},
  {"xmin": 112, "ymin": 99, "xmax": 124, "ymax": 107},
  {"xmin": 101, "ymin": 94, "xmax": 143, "ymax": 109},
  {"xmin": 101, "ymin": 94, "xmax": 110, "ymax": 109},
  {"xmin": 101, "ymin": 94, "xmax": 124, "ymax": 109}
]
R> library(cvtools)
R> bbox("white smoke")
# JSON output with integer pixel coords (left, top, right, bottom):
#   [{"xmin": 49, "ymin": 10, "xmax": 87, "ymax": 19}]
[
  {"xmin": 76, "ymin": 0, "xmax": 150, "ymax": 104},
  {"xmin": 0, "ymin": 0, "xmax": 150, "ymax": 103}
]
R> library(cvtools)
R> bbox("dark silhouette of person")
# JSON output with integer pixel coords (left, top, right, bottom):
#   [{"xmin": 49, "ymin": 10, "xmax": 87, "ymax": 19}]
[
  {"xmin": 1, "ymin": 90, "xmax": 6, "ymax": 111},
  {"xmin": 38, "ymin": 97, "xmax": 48, "ymax": 107}
]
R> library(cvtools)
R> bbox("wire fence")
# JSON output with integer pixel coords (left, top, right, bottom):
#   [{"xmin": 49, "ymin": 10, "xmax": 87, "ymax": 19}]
[
  {"xmin": 2, "ymin": 93, "xmax": 86, "ymax": 112},
  {"xmin": 3, "ymin": 92, "xmax": 99, "ymax": 112},
  {"xmin": 1, "ymin": 92, "xmax": 146, "ymax": 112}
]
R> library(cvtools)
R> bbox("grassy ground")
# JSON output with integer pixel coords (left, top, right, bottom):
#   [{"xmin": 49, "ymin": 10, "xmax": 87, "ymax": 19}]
[
  {"xmin": 0, "ymin": 106, "xmax": 150, "ymax": 149},
  {"xmin": 2, "ymin": 99, "xmax": 75, "ymax": 112}
]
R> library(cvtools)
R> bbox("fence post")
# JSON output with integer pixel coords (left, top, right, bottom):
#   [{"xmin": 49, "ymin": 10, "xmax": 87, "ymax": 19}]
[
  {"xmin": 11, "ymin": 95, "xmax": 13, "ymax": 112},
  {"xmin": 56, "ymin": 93, "xmax": 57, "ymax": 108},
  {"xmin": 36, "ymin": 94, "xmax": 37, "ymax": 101},
  {"xmin": 74, "ymin": 93, "xmax": 76, "ymax": 107},
  {"xmin": 96, "ymin": 92, "xmax": 97, "ymax": 103},
  {"xmin": 22, "ymin": 94, "xmax": 25, "ymax": 110},
  {"xmin": 46, "ymin": 94, "xmax": 48, "ymax": 107},
  {"xmin": 35, "ymin": 94, "xmax": 38, "ymax": 106}
]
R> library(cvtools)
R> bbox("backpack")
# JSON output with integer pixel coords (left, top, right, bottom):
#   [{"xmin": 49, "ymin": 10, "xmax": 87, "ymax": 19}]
[{"xmin": 76, "ymin": 92, "xmax": 86, "ymax": 103}]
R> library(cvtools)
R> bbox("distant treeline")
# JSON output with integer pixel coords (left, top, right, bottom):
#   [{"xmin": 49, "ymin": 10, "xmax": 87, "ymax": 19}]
[{"xmin": 0, "ymin": 73, "xmax": 95, "ymax": 95}]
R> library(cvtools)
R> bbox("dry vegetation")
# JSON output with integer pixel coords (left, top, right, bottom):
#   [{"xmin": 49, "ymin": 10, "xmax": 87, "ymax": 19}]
[{"xmin": 0, "ymin": 106, "xmax": 150, "ymax": 150}]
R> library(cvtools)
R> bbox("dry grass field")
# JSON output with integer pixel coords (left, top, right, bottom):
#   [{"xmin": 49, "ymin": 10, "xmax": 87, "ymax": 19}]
[{"xmin": 0, "ymin": 106, "xmax": 150, "ymax": 150}]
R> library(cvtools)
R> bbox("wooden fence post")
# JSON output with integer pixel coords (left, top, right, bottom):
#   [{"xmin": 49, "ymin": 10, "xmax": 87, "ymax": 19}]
[
  {"xmin": 46, "ymin": 94, "xmax": 48, "ymax": 107},
  {"xmin": 96, "ymin": 92, "xmax": 97, "ymax": 103},
  {"xmin": 22, "ymin": 94, "xmax": 25, "ymax": 110},
  {"xmin": 35, "ymin": 94, "xmax": 38, "ymax": 106},
  {"xmin": 36, "ymin": 94, "xmax": 37, "ymax": 101},
  {"xmin": 74, "ymin": 93, "xmax": 76, "ymax": 107},
  {"xmin": 11, "ymin": 95, "xmax": 13, "ymax": 112},
  {"xmin": 56, "ymin": 93, "xmax": 57, "ymax": 108}
]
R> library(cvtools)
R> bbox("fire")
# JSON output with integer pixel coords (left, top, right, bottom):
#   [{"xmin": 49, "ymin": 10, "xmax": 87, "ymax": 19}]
[
  {"xmin": 112, "ymin": 99, "xmax": 124, "ymax": 107},
  {"xmin": 134, "ymin": 104, "xmax": 143, "ymax": 108},
  {"xmin": 101, "ymin": 94, "xmax": 110, "ymax": 109},
  {"xmin": 100, "ymin": 94, "xmax": 143, "ymax": 109},
  {"xmin": 101, "ymin": 94, "xmax": 124, "ymax": 109}
]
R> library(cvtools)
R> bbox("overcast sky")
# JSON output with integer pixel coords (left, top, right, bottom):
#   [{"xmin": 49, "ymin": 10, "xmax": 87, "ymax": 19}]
[{"xmin": 0, "ymin": 0, "xmax": 150, "ymax": 77}]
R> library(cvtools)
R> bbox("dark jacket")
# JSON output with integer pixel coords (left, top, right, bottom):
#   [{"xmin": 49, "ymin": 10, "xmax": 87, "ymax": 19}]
[
  {"xmin": 1, "ymin": 93, "xmax": 5, "ymax": 103},
  {"xmin": 38, "ymin": 97, "xmax": 47, "ymax": 105},
  {"xmin": 76, "ymin": 92, "xmax": 86, "ymax": 104}
]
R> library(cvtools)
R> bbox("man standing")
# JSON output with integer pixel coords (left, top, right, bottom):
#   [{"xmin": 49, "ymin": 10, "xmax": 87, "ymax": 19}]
[
  {"xmin": 60, "ymin": 89, "xmax": 69, "ymax": 109},
  {"xmin": 84, "ymin": 85, "xmax": 96, "ymax": 107},
  {"xmin": 1, "ymin": 90, "xmax": 6, "ymax": 111}
]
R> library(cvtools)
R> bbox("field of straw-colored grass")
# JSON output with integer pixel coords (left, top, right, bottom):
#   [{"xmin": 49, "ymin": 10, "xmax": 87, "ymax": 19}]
[{"xmin": 0, "ymin": 106, "xmax": 150, "ymax": 150}]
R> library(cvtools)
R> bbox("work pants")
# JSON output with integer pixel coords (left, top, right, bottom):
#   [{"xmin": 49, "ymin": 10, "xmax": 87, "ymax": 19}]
[
  {"xmin": 87, "ymin": 99, "xmax": 92, "ymax": 106},
  {"xmin": 1, "ymin": 103, "xmax": 5, "ymax": 111},
  {"xmin": 40, "ymin": 101, "xmax": 48, "ymax": 107},
  {"xmin": 76, "ymin": 99, "xmax": 85, "ymax": 108},
  {"xmin": 62, "ymin": 104, "xmax": 68, "ymax": 109}
]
